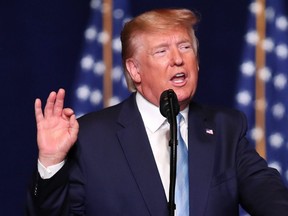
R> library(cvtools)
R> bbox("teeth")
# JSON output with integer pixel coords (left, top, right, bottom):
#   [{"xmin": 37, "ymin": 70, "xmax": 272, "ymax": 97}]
[
  {"xmin": 175, "ymin": 73, "xmax": 184, "ymax": 77},
  {"xmin": 174, "ymin": 79, "xmax": 183, "ymax": 83},
  {"xmin": 172, "ymin": 73, "xmax": 185, "ymax": 83}
]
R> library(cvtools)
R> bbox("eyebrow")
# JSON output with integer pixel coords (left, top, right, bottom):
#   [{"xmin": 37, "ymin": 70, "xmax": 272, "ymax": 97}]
[{"xmin": 152, "ymin": 39, "xmax": 192, "ymax": 49}]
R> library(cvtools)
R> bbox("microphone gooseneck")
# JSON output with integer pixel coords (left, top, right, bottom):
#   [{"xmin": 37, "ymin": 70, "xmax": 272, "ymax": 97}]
[{"xmin": 159, "ymin": 89, "xmax": 180, "ymax": 216}]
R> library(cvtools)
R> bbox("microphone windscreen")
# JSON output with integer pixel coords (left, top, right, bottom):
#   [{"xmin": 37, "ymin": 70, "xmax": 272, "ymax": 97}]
[{"xmin": 159, "ymin": 89, "xmax": 180, "ymax": 120}]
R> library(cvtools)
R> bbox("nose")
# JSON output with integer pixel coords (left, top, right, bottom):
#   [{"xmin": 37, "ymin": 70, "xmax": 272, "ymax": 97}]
[{"xmin": 170, "ymin": 48, "xmax": 183, "ymax": 66}]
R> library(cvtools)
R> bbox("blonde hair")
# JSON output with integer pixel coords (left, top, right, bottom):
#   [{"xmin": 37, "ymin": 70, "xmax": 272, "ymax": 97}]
[{"xmin": 120, "ymin": 8, "xmax": 199, "ymax": 91}]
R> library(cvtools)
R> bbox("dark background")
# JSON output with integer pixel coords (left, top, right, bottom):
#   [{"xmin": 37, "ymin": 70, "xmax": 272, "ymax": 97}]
[{"xmin": 2, "ymin": 0, "xmax": 284, "ymax": 215}]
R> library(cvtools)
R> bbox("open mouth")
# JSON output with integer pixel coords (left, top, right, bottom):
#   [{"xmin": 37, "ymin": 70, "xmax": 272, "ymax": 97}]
[{"xmin": 171, "ymin": 72, "xmax": 186, "ymax": 84}]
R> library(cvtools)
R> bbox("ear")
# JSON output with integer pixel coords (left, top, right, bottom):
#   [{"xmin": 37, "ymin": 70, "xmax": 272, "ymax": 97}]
[{"xmin": 125, "ymin": 58, "xmax": 141, "ymax": 83}]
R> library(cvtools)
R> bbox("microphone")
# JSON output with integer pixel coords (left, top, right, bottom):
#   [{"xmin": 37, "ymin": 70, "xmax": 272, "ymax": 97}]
[
  {"xmin": 159, "ymin": 89, "xmax": 180, "ymax": 123},
  {"xmin": 159, "ymin": 89, "xmax": 179, "ymax": 216}
]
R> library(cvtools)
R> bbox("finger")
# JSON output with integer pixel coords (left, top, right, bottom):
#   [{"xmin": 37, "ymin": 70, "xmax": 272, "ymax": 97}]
[
  {"xmin": 61, "ymin": 108, "xmax": 74, "ymax": 121},
  {"xmin": 34, "ymin": 98, "xmax": 44, "ymax": 124},
  {"xmin": 44, "ymin": 91, "xmax": 57, "ymax": 118},
  {"xmin": 69, "ymin": 114, "xmax": 79, "ymax": 129},
  {"xmin": 69, "ymin": 114, "xmax": 79, "ymax": 140},
  {"xmin": 53, "ymin": 88, "xmax": 65, "ymax": 116},
  {"xmin": 62, "ymin": 108, "xmax": 75, "ymax": 118}
]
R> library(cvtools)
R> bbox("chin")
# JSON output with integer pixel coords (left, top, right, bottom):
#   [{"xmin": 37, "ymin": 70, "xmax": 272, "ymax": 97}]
[{"xmin": 177, "ymin": 93, "xmax": 193, "ymax": 107}]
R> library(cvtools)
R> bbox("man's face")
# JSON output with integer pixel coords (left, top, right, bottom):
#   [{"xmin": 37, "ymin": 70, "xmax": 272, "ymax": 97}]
[{"xmin": 126, "ymin": 27, "xmax": 199, "ymax": 110}]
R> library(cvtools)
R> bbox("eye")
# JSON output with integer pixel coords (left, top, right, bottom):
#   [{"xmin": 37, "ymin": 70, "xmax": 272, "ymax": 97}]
[
  {"xmin": 154, "ymin": 48, "xmax": 167, "ymax": 56},
  {"xmin": 179, "ymin": 43, "xmax": 193, "ymax": 51},
  {"xmin": 156, "ymin": 49, "xmax": 166, "ymax": 53}
]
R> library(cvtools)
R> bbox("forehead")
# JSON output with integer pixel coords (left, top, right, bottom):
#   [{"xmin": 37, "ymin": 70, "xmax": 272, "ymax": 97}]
[{"xmin": 137, "ymin": 27, "xmax": 193, "ymax": 48}]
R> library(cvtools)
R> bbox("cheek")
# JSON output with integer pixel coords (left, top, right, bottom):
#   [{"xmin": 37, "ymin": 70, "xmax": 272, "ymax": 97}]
[
  {"xmin": 144, "ymin": 73, "xmax": 167, "ymax": 91},
  {"xmin": 188, "ymin": 76, "xmax": 198, "ymax": 92},
  {"xmin": 183, "ymin": 71, "xmax": 198, "ymax": 95},
  {"xmin": 142, "ymin": 64, "xmax": 167, "ymax": 83},
  {"xmin": 191, "ymin": 72, "xmax": 198, "ymax": 84}
]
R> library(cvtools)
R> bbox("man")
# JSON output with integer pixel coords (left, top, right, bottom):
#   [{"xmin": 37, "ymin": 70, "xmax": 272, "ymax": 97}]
[{"xmin": 27, "ymin": 8, "xmax": 288, "ymax": 215}]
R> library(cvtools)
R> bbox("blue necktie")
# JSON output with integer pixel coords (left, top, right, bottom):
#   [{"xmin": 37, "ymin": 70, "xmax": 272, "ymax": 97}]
[{"xmin": 175, "ymin": 114, "xmax": 189, "ymax": 216}]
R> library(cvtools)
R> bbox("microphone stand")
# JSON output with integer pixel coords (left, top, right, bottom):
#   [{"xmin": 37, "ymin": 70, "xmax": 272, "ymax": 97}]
[
  {"xmin": 167, "ymin": 96, "xmax": 178, "ymax": 216},
  {"xmin": 159, "ymin": 89, "xmax": 179, "ymax": 216}
]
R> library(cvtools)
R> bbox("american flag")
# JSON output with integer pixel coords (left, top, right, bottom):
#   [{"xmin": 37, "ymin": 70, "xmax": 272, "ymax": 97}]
[
  {"xmin": 72, "ymin": 0, "xmax": 131, "ymax": 117},
  {"xmin": 235, "ymin": 1, "xmax": 288, "ymax": 214}
]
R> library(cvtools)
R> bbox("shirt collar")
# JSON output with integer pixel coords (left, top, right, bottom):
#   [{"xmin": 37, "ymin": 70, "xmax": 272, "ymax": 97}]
[
  {"xmin": 136, "ymin": 92, "xmax": 189, "ymax": 133},
  {"xmin": 136, "ymin": 92, "xmax": 167, "ymax": 133},
  {"xmin": 180, "ymin": 106, "xmax": 189, "ymax": 125}
]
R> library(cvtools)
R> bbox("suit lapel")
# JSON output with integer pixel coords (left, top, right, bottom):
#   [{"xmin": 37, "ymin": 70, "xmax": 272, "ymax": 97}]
[
  {"xmin": 115, "ymin": 97, "xmax": 216, "ymax": 215},
  {"xmin": 116, "ymin": 95, "xmax": 168, "ymax": 216},
  {"xmin": 188, "ymin": 103, "xmax": 216, "ymax": 215}
]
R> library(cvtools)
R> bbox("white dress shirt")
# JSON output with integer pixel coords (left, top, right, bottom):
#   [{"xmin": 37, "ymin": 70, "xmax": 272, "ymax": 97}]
[
  {"xmin": 136, "ymin": 92, "xmax": 188, "ymax": 200},
  {"xmin": 38, "ymin": 92, "xmax": 189, "ymax": 201}
]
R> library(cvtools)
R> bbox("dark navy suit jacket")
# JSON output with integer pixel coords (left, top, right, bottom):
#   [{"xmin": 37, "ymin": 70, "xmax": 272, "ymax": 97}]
[{"xmin": 27, "ymin": 93, "xmax": 288, "ymax": 215}]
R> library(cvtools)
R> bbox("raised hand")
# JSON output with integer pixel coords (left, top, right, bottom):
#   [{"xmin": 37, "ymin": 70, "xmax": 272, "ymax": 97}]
[{"xmin": 35, "ymin": 88, "xmax": 79, "ymax": 167}]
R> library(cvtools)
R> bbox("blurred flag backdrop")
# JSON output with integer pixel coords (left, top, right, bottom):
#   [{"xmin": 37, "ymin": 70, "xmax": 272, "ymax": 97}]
[
  {"xmin": 72, "ymin": 0, "xmax": 131, "ymax": 117},
  {"xmin": 235, "ymin": 0, "xmax": 288, "ymax": 189}
]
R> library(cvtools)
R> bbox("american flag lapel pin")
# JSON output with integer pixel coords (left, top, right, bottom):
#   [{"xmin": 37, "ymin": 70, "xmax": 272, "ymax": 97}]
[{"xmin": 206, "ymin": 128, "xmax": 214, "ymax": 135}]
